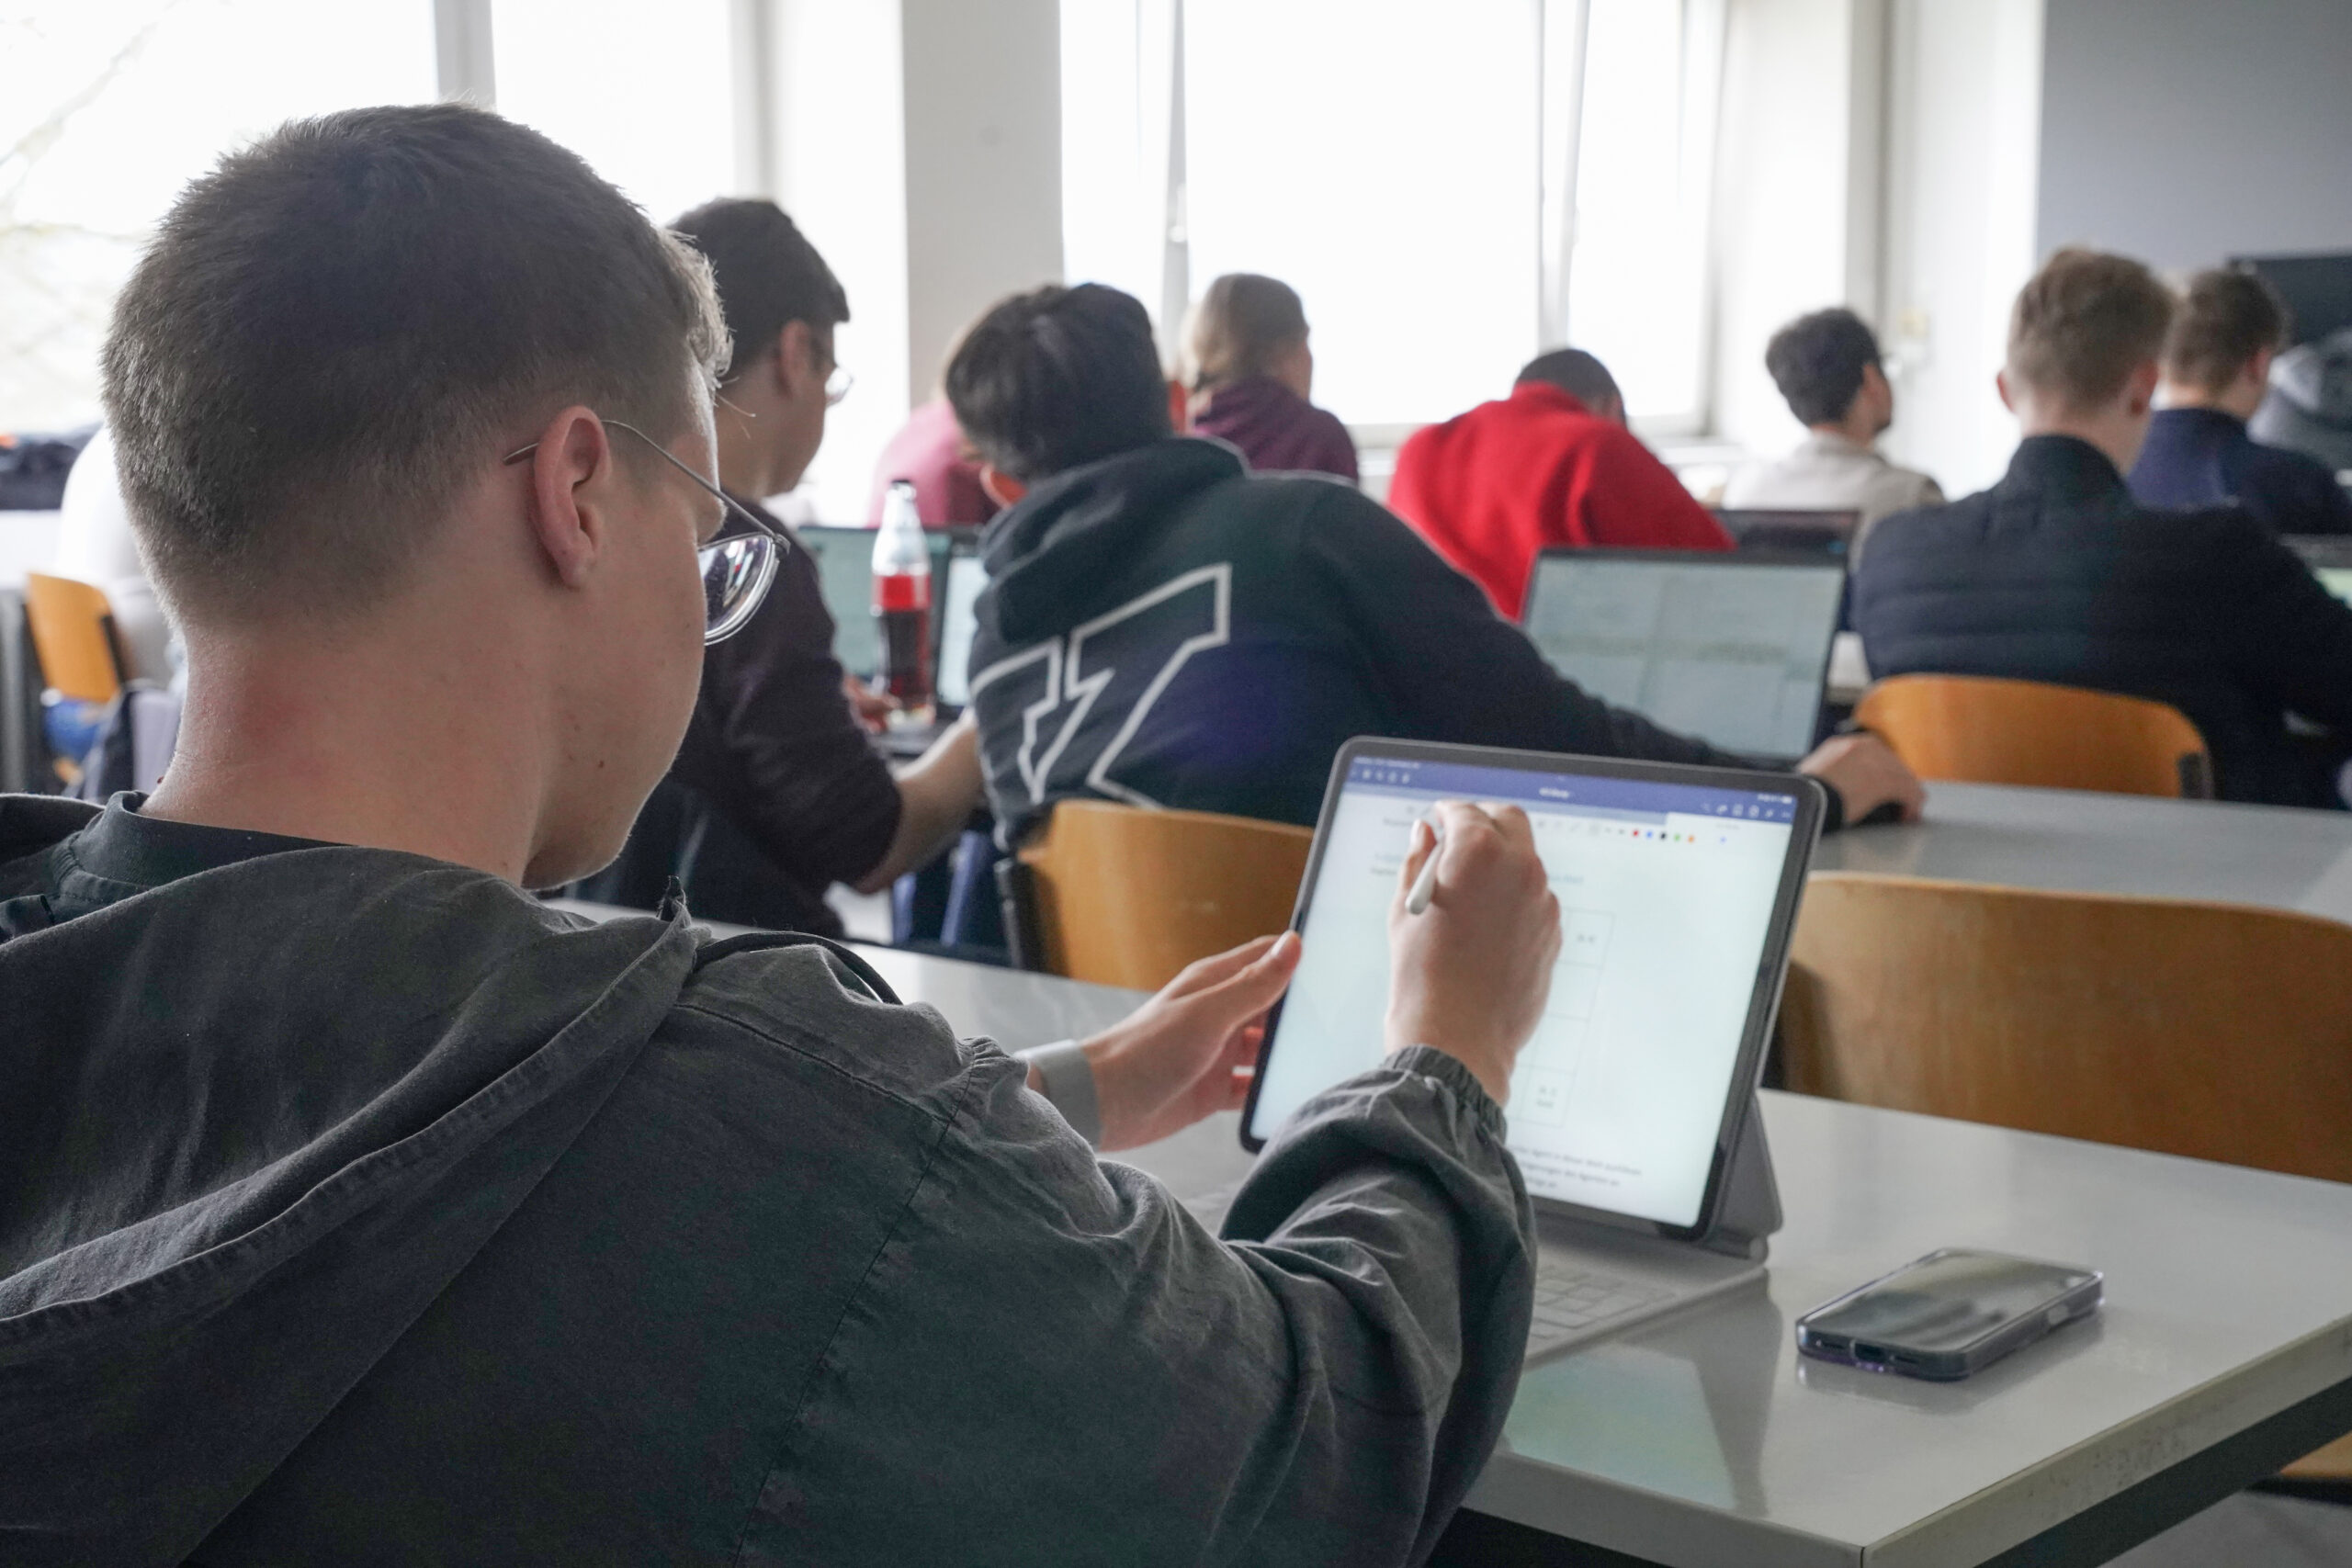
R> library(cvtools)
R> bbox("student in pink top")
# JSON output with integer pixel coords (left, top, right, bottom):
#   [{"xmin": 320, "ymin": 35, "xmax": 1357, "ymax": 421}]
[{"xmin": 866, "ymin": 398, "xmax": 999, "ymax": 527}]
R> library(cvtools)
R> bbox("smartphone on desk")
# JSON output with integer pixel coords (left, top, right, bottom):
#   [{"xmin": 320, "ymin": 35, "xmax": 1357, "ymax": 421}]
[{"xmin": 1795, "ymin": 1248, "xmax": 2102, "ymax": 1382}]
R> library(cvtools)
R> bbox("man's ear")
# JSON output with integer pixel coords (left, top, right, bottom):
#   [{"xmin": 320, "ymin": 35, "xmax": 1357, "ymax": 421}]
[
  {"xmin": 2248, "ymin": 345, "xmax": 2277, "ymax": 390},
  {"xmin": 772, "ymin": 321, "xmax": 813, "ymax": 397},
  {"xmin": 1167, "ymin": 378, "xmax": 1190, "ymax": 432},
  {"xmin": 1996, "ymin": 368, "xmax": 2018, "ymax": 416},
  {"xmin": 979, "ymin": 464, "xmax": 1027, "ymax": 509},
  {"xmin": 524, "ymin": 406, "xmax": 615, "ymax": 588},
  {"xmin": 2125, "ymin": 359, "xmax": 2161, "ymax": 417}
]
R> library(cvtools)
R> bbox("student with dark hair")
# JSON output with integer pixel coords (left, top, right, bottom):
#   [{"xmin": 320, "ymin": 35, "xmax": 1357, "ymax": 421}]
[
  {"xmin": 1857, "ymin": 248, "xmax": 2352, "ymax": 807},
  {"xmin": 1182, "ymin": 273, "xmax": 1358, "ymax": 481},
  {"xmin": 1386, "ymin": 347, "xmax": 1732, "ymax": 619},
  {"xmin": 948, "ymin": 284, "xmax": 1917, "ymax": 850},
  {"xmin": 2129, "ymin": 267, "xmax": 2352, "ymax": 536},
  {"xmin": 0, "ymin": 105, "xmax": 1574, "ymax": 1562},
  {"xmin": 1724, "ymin": 307, "xmax": 1942, "ymax": 544},
  {"xmin": 580, "ymin": 197, "xmax": 982, "ymax": 935}
]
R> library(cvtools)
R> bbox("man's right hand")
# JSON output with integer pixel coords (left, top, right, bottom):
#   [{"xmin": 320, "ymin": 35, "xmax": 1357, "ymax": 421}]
[{"xmin": 1384, "ymin": 801, "xmax": 1561, "ymax": 1103}]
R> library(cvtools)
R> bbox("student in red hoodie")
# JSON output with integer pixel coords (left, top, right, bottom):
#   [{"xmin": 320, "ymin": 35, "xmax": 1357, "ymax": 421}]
[{"xmin": 1388, "ymin": 348, "xmax": 1732, "ymax": 619}]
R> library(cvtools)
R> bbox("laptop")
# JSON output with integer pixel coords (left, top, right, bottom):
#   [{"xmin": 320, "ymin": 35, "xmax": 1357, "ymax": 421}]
[
  {"xmin": 1710, "ymin": 507, "xmax": 1860, "ymax": 558},
  {"xmin": 1521, "ymin": 547, "xmax": 1848, "ymax": 763},
  {"xmin": 2285, "ymin": 535, "xmax": 2352, "ymax": 606},
  {"xmin": 1240, "ymin": 739, "xmax": 1824, "ymax": 1362},
  {"xmin": 791, "ymin": 524, "xmax": 966, "ymax": 682}
]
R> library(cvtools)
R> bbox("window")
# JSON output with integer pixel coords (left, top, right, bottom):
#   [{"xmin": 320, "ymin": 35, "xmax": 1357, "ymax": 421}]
[
  {"xmin": 1, "ymin": 0, "xmax": 437, "ymax": 428},
  {"xmin": 1183, "ymin": 0, "xmax": 1541, "ymax": 429},
  {"xmin": 492, "ymin": 0, "xmax": 736, "ymax": 228},
  {"xmin": 1059, "ymin": 0, "xmax": 1724, "ymax": 434},
  {"xmin": 1565, "ymin": 0, "xmax": 1723, "ymax": 427}
]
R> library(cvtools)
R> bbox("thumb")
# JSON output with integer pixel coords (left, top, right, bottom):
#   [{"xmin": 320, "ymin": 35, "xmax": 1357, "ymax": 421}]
[{"xmin": 1191, "ymin": 930, "xmax": 1301, "ymax": 1023}]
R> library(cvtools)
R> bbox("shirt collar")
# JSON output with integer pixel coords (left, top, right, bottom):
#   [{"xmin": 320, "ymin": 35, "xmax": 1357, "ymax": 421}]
[
  {"xmin": 2003, "ymin": 434, "xmax": 2127, "ymax": 500},
  {"xmin": 55, "ymin": 793, "xmax": 332, "ymax": 911}
]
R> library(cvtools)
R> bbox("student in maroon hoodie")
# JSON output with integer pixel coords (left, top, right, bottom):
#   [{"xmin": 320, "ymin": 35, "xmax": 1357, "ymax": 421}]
[
  {"xmin": 1389, "ymin": 349, "xmax": 1732, "ymax": 619},
  {"xmin": 1182, "ymin": 274, "xmax": 1358, "ymax": 481}
]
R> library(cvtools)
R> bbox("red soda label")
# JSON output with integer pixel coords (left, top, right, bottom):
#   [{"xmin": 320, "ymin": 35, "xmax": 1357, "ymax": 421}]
[{"xmin": 874, "ymin": 571, "xmax": 931, "ymax": 613}]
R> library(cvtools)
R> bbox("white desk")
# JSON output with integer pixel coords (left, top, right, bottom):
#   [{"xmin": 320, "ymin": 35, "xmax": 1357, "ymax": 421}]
[
  {"xmin": 550, "ymin": 902, "xmax": 2352, "ymax": 1565},
  {"xmin": 1817, "ymin": 781, "xmax": 2352, "ymax": 924},
  {"xmin": 843, "ymin": 940, "xmax": 2352, "ymax": 1568}
]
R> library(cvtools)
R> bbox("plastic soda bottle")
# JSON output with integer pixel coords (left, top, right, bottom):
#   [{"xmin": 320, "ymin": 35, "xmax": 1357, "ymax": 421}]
[{"xmin": 872, "ymin": 480, "xmax": 933, "ymax": 720}]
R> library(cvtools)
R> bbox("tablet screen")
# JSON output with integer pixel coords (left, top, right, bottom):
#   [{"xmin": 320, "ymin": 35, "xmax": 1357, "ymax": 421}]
[{"xmin": 1246, "ymin": 751, "xmax": 1800, "ymax": 1229}]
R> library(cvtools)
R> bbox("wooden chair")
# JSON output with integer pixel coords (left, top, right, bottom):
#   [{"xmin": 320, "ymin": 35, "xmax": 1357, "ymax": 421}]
[
  {"xmin": 1004, "ymin": 799, "xmax": 1312, "ymax": 991},
  {"xmin": 23, "ymin": 571, "xmax": 125, "ymax": 705},
  {"xmin": 1854, "ymin": 674, "xmax": 2211, "ymax": 797},
  {"xmin": 1779, "ymin": 872, "xmax": 2352, "ymax": 1480}
]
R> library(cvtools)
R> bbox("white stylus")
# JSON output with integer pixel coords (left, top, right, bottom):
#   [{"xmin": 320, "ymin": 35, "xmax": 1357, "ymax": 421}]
[{"xmin": 1405, "ymin": 820, "xmax": 1444, "ymax": 916}]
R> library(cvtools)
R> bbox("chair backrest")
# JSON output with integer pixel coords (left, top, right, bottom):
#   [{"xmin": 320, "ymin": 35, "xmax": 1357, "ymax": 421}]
[
  {"xmin": 22, "ymin": 571, "xmax": 123, "ymax": 705},
  {"xmin": 1013, "ymin": 799, "xmax": 1313, "ymax": 990},
  {"xmin": 1854, "ymin": 674, "xmax": 2211, "ymax": 797},
  {"xmin": 1779, "ymin": 872, "xmax": 2352, "ymax": 1184}
]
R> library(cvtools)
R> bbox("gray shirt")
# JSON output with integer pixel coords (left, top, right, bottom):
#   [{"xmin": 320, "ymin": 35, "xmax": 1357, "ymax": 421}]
[
  {"xmin": 0, "ymin": 794, "xmax": 1539, "ymax": 1566},
  {"xmin": 1724, "ymin": 431, "xmax": 1945, "ymax": 558}
]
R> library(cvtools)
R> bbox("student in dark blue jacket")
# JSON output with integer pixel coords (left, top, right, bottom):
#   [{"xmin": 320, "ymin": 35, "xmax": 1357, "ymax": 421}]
[
  {"xmin": 2130, "ymin": 266, "xmax": 2352, "ymax": 536},
  {"xmin": 1859, "ymin": 250, "xmax": 2352, "ymax": 808},
  {"xmin": 944, "ymin": 284, "xmax": 1921, "ymax": 846}
]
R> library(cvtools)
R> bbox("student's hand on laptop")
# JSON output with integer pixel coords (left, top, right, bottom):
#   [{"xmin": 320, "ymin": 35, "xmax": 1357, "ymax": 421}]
[
  {"xmin": 1797, "ymin": 733, "xmax": 1924, "ymax": 827},
  {"xmin": 1385, "ymin": 801, "xmax": 1562, "ymax": 1104},
  {"xmin": 1072, "ymin": 932, "xmax": 1304, "ymax": 1151}
]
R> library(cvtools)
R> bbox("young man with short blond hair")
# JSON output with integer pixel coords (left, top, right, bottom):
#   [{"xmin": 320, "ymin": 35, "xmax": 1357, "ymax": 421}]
[{"xmin": 1856, "ymin": 248, "xmax": 2352, "ymax": 807}]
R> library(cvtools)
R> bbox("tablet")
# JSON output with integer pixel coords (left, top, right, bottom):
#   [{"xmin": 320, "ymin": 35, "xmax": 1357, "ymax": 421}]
[{"xmin": 1240, "ymin": 739, "xmax": 1824, "ymax": 1240}]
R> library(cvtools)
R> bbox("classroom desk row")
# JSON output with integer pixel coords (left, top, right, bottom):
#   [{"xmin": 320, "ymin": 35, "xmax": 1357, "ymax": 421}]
[{"xmin": 553, "ymin": 782, "xmax": 2352, "ymax": 1566}]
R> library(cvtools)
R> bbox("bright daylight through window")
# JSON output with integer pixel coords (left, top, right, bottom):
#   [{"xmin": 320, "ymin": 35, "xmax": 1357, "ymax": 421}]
[
  {"xmin": 1, "ymin": 0, "xmax": 436, "ymax": 429},
  {"xmin": 1059, "ymin": 0, "xmax": 1721, "ymax": 434}
]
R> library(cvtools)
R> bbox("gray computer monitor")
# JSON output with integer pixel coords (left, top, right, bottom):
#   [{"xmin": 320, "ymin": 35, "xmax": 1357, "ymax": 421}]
[
  {"xmin": 1522, "ymin": 548, "xmax": 1848, "ymax": 761},
  {"xmin": 791, "ymin": 525, "xmax": 963, "ymax": 680},
  {"xmin": 1709, "ymin": 508, "xmax": 1859, "ymax": 560},
  {"xmin": 934, "ymin": 550, "xmax": 988, "ymax": 710}
]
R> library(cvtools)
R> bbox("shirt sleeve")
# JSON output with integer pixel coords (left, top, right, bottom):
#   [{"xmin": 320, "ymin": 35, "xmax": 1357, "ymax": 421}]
[
  {"xmin": 1580, "ymin": 428, "xmax": 1736, "ymax": 551},
  {"xmin": 776, "ymin": 1038, "xmax": 1535, "ymax": 1565},
  {"xmin": 1298, "ymin": 486, "xmax": 1750, "ymax": 768},
  {"xmin": 671, "ymin": 546, "xmax": 904, "ymax": 888}
]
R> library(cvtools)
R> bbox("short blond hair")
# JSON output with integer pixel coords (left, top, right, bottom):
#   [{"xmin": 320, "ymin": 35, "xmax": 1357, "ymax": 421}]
[{"xmin": 2006, "ymin": 248, "xmax": 2175, "ymax": 412}]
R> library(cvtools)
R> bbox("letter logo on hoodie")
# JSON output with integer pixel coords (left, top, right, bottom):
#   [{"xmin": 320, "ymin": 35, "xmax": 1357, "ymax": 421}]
[{"xmin": 968, "ymin": 563, "xmax": 1231, "ymax": 808}]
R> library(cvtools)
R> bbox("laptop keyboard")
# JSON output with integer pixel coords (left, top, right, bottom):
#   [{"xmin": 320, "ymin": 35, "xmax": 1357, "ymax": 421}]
[{"xmin": 1527, "ymin": 1260, "xmax": 1673, "ymax": 1359}]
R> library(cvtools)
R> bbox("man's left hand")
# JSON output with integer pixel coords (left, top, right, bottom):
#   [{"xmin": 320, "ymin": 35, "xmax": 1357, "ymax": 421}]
[{"xmin": 1069, "ymin": 932, "xmax": 1302, "ymax": 1151}]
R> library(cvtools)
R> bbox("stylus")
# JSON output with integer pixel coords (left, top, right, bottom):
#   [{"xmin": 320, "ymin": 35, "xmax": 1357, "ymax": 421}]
[{"xmin": 1405, "ymin": 820, "xmax": 1443, "ymax": 916}]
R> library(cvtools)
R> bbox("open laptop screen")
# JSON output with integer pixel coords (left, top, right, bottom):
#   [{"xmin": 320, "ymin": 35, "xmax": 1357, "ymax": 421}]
[
  {"xmin": 1523, "ymin": 550, "xmax": 1846, "ymax": 762},
  {"xmin": 794, "ymin": 525, "xmax": 960, "ymax": 681},
  {"xmin": 934, "ymin": 552, "xmax": 989, "ymax": 709},
  {"xmin": 1245, "ymin": 743, "xmax": 1815, "ymax": 1234}
]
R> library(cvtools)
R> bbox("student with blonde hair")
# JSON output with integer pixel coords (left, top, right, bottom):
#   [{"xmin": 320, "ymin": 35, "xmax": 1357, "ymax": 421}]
[{"xmin": 1182, "ymin": 273, "xmax": 1358, "ymax": 481}]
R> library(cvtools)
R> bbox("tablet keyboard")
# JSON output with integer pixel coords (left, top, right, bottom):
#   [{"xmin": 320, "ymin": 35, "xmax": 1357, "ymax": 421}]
[{"xmin": 1527, "ymin": 1261, "xmax": 1673, "ymax": 1359}]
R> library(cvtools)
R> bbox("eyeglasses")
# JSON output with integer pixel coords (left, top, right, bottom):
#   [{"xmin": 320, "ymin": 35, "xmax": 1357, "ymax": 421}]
[
  {"xmin": 824, "ymin": 365, "xmax": 854, "ymax": 407},
  {"xmin": 502, "ymin": 417, "xmax": 786, "ymax": 645}
]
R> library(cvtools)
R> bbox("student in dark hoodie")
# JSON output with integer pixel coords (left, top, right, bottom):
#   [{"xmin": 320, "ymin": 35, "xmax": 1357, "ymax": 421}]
[
  {"xmin": 948, "ymin": 284, "xmax": 1922, "ymax": 848},
  {"xmin": 0, "ymin": 105, "xmax": 1571, "ymax": 1565}
]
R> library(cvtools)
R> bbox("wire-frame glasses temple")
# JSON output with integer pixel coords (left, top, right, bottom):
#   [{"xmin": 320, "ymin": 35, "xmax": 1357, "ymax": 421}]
[{"xmin": 500, "ymin": 418, "xmax": 788, "ymax": 549}]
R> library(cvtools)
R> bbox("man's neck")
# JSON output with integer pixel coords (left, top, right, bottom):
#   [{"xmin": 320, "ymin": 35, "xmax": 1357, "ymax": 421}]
[
  {"xmin": 142, "ymin": 609, "xmax": 550, "ymax": 885},
  {"xmin": 716, "ymin": 398, "xmax": 786, "ymax": 500},
  {"xmin": 1810, "ymin": 419, "xmax": 1877, "ymax": 450},
  {"xmin": 2158, "ymin": 383, "xmax": 2258, "ymax": 423}
]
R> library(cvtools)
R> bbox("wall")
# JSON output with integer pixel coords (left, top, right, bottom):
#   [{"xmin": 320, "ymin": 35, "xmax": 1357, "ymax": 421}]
[
  {"xmin": 1874, "ymin": 0, "xmax": 2044, "ymax": 497},
  {"xmin": 2038, "ymin": 0, "xmax": 2352, "ymax": 270},
  {"xmin": 763, "ymin": 0, "xmax": 1063, "ymax": 523},
  {"xmin": 901, "ymin": 0, "xmax": 1064, "ymax": 410}
]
